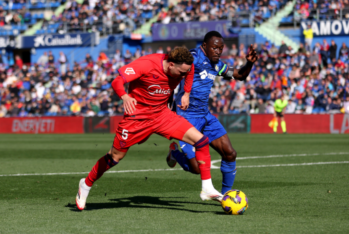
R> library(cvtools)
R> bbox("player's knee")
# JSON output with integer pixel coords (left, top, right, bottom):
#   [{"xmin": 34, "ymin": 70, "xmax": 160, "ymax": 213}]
[
  {"xmin": 224, "ymin": 148, "xmax": 237, "ymax": 162},
  {"xmin": 110, "ymin": 149, "xmax": 126, "ymax": 162}
]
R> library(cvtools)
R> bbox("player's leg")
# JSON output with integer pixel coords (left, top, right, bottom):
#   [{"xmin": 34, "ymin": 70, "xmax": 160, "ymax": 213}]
[
  {"xmin": 273, "ymin": 116, "xmax": 279, "ymax": 133},
  {"xmin": 167, "ymin": 140, "xmax": 199, "ymax": 174},
  {"xmin": 178, "ymin": 127, "xmax": 222, "ymax": 201},
  {"xmin": 210, "ymin": 135, "xmax": 237, "ymax": 195},
  {"xmin": 157, "ymin": 110, "xmax": 222, "ymax": 201},
  {"xmin": 76, "ymin": 118, "xmax": 152, "ymax": 210},
  {"xmin": 280, "ymin": 116, "xmax": 287, "ymax": 133},
  {"xmin": 76, "ymin": 147, "xmax": 127, "ymax": 210},
  {"xmin": 167, "ymin": 117, "xmax": 203, "ymax": 174},
  {"xmin": 201, "ymin": 113, "xmax": 236, "ymax": 195}
]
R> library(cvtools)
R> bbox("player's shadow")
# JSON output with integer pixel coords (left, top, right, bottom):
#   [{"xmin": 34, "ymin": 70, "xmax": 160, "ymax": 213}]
[{"xmin": 67, "ymin": 195, "xmax": 224, "ymax": 214}]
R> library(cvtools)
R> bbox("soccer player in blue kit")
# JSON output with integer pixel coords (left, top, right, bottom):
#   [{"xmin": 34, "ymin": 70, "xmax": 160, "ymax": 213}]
[{"xmin": 166, "ymin": 31, "xmax": 258, "ymax": 196}]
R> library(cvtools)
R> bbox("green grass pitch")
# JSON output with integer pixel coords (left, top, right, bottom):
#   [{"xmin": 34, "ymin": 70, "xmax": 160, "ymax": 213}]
[{"xmin": 0, "ymin": 134, "xmax": 349, "ymax": 234}]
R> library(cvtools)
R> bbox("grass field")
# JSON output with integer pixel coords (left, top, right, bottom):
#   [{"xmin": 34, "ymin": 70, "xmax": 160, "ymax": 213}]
[{"xmin": 0, "ymin": 134, "xmax": 349, "ymax": 234}]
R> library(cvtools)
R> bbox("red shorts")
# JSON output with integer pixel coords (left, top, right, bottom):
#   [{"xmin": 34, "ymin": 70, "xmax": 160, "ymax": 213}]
[{"xmin": 113, "ymin": 108, "xmax": 193, "ymax": 152}]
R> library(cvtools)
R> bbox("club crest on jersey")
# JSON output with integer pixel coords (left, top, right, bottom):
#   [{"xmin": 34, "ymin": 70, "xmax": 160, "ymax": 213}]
[
  {"xmin": 125, "ymin": 67, "xmax": 135, "ymax": 75},
  {"xmin": 147, "ymin": 85, "xmax": 171, "ymax": 95},
  {"xmin": 215, "ymin": 65, "xmax": 219, "ymax": 71},
  {"xmin": 120, "ymin": 141, "xmax": 126, "ymax": 148}
]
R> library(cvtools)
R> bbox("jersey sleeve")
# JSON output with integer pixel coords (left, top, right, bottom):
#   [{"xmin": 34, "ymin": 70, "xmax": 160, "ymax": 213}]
[
  {"xmin": 118, "ymin": 57, "xmax": 152, "ymax": 83},
  {"xmin": 183, "ymin": 63, "xmax": 194, "ymax": 93},
  {"xmin": 218, "ymin": 60, "xmax": 229, "ymax": 76}
]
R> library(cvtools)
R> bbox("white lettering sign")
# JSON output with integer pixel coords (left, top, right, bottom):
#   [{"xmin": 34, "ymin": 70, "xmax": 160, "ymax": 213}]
[
  {"xmin": 12, "ymin": 119, "xmax": 55, "ymax": 133},
  {"xmin": 33, "ymin": 35, "xmax": 83, "ymax": 47}
]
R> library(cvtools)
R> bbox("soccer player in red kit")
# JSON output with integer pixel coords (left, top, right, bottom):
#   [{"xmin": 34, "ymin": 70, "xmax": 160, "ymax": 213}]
[{"xmin": 75, "ymin": 47, "xmax": 223, "ymax": 210}]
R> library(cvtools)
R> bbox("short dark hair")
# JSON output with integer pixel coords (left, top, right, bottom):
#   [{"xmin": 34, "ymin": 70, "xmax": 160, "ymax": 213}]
[
  {"xmin": 167, "ymin": 47, "xmax": 194, "ymax": 65},
  {"xmin": 204, "ymin": 31, "xmax": 223, "ymax": 43}
]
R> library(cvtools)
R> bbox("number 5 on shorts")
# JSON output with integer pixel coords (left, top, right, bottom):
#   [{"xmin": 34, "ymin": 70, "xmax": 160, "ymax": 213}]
[{"xmin": 122, "ymin": 129, "xmax": 128, "ymax": 140}]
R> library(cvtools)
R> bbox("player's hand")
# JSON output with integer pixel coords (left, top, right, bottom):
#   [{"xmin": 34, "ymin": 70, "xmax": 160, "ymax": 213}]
[
  {"xmin": 178, "ymin": 92, "xmax": 190, "ymax": 110},
  {"xmin": 121, "ymin": 94, "xmax": 137, "ymax": 114},
  {"xmin": 246, "ymin": 45, "xmax": 258, "ymax": 63}
]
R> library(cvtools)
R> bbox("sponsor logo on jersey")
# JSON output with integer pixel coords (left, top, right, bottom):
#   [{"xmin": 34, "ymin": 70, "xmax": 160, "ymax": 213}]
[
  {"xmin": 199, "ymin": 70, "xmax": 216, "ymax": 80},
  {"xmin": 125, "ymin": 67, "xmax": 135, "ymax": 75},
  {"xmin": 203, "ymin": 61, "xmax": 208, "ymax": 64},
  {"xmin": 147, "ymin": 85, "xmax": 171, "ymax": 95},
  {"xmin": 153, "ymin": 75, "xmax": 159, "ymax": 79},
  {"xmin": 215, "ymin": 65, "xmax": 219, "ymax": 71}
]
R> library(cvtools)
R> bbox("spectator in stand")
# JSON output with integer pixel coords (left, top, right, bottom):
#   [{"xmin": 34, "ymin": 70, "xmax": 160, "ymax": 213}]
[
  {"xmin": 278, "ymin": 41, "xmax": 288, "ymax": 56},
  {"xmin": 303, "ymin": 24, "xmax": 313, "ymax": 52},
  {"xmin": 321, "ymin": 39, "xmax": 330, "ymax": 67},
  {"xmin": 84, "ymin": 53, "xmax": 93, "ymax": 64},
  {"xmin": 37, "ymin": 52, "xmax": 48, "ymax": 66},
  {"xmin": 15, "ymin": 55, "xmax": 23, "ymax": 70},
  {"xmin": 339, "ymin": 42, "xmax": 349, "ymax": 60},
  {"xmin": 58, "ymin": 52, "xmax": 68, "ymax": 74},
  {"xmin": 329, "ymin": 40, "xmax": 337, "ymax": 62},
  {"xmin": 48, "ymin": 51, "xmax": 55, "ymax": 65},
  {"xmin": 230, "ymin": 44, "xmax": 238, "ymax": 57},
  {"xmin": 97, "ymin": 52, "xmax": 109, "ymax": 64},
  {"xmin": 123, "ymin": 50, "xmax": 133, "ymax": 64}
]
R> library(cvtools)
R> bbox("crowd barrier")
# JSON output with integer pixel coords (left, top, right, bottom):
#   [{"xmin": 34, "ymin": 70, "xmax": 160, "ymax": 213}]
[{"xmin": 0, "ymin": 114, "xmax": 348, "ymax": 134}]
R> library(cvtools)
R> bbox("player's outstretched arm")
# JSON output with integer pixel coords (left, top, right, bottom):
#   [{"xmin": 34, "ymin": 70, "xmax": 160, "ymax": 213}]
[{"xmin": 223, "ymin": 45, "xmax": 258, "ymax": 81}]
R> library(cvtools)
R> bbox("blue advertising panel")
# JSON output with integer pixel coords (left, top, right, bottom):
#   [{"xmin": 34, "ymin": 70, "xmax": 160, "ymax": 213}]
[
  {"xmin": 152, "ymin": 21, "xmax": 239, "ymax": 41},
  {"xmin": 301, "ymin": 20, "xmax": 349, "ymax": 36},
  {"xmin": 19, "ymin": 32, "xmax": 98, "ymax": 48}
]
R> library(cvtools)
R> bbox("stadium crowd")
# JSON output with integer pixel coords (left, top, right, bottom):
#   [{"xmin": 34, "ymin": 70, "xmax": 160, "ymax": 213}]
[
  {"xmin": 294, "ymin": 0, "xmax": 349, "ymax": 21},
  {"xmin": 1, "ymin": 38, "xmax": 349, "ymax": 117},
  {"xmin": 0, "ymin": 0, "xmax": 289, "ymax": 35}
]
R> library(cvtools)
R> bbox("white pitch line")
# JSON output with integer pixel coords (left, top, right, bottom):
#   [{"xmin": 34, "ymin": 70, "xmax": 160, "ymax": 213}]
[
  {"xmin": 236, "ymin": 152, "xmax": 349, "ymax": 160},
  {"xmin": 210, "ymin": 152, "xmax": 349, "ymax": 168},
  {"xmin": 0, "ymin": 161, "xmax": 348, "ymax": 177}
]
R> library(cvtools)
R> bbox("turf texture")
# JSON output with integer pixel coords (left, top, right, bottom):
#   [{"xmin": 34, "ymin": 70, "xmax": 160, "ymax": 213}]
[{"xmin": 0, "ymin": 134, "xmax": 348, "ymax": 234}]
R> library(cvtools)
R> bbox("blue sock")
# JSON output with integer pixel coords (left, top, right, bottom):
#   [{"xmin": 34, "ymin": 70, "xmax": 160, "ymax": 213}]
[
  {"xmin": 171, "ymin": 150, "xmax": 191, "ymax": 172},
  {"xmin": 220, "ymin": 160, "xmax": 237, "ymax": 195}
]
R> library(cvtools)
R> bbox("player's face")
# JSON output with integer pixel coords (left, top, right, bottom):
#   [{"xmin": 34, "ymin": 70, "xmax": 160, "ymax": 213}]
[
  {"xmin": 203, "ymin": 37, "xmax": 224, "ymax": 63},
  {"xmin": 168, "ymin": 63, "xmax": 192, "ymax": 79}
]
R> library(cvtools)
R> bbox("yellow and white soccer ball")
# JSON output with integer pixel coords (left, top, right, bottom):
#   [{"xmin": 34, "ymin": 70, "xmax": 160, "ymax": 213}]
[{"xmin": 221, "ymin": 190, "xmax": 249, "ymax": 215}]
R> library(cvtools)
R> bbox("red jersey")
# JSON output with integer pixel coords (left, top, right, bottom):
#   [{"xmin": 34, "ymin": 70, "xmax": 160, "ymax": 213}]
[{"xmin": 112, "ymin": 54, "xmax": 194, "ymax": 119}]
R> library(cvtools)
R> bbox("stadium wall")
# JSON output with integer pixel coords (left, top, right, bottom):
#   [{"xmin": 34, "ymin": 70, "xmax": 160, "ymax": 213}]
[
  {"xmin": 250, "ymin": 114, "xmax": 349, "ymax": 134},
  {"xmin": 0, "ymin": 114, "xmax": 348, "ymax": 134}
]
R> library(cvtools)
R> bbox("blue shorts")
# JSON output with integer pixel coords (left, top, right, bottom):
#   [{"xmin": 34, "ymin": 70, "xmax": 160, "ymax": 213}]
[{"xmin": 179, "ymin": 112, "xmax": 227, "ymax": 159}]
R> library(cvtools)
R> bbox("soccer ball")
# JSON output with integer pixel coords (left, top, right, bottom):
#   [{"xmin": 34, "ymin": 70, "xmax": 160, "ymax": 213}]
[{"xmin": 221, "ymin": 189, "xmax": 249, "ymax": 215}]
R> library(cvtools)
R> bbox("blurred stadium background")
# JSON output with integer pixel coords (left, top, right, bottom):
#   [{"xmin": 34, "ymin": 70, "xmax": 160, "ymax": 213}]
[
  {"xmin": 0, "ymin": 0, "xmax": 348, "ymax": 132},
  {"xmin": 1, "ymin": 1, "xmax": 349, "ymax": 233}
]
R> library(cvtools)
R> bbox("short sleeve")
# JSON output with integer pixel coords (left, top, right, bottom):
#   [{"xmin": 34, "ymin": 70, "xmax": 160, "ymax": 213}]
[{"xmin": 118, "ymin": 58, "xmax": 152, "ymax": 83}]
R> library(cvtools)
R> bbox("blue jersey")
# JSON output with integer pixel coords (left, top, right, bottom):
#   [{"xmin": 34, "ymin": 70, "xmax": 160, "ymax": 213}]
[{"xmin": 175, "ymin": 46, "xmax": 229, "ymax": 118}]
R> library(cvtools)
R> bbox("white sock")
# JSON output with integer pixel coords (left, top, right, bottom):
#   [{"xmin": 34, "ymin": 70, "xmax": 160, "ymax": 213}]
[
  {"xmin": 202, "ymin": 178, "xmax": 215, "ymax": 192},
  {"xmin": 80, "ymin": 179, "xmax": 91, "ymax": 198}
]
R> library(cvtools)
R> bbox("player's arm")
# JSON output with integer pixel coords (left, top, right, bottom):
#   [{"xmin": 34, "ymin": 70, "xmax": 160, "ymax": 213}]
[
  {"xmin": 111, "ymin": 61, "xmax": 148, "ymax": 114},
  {"xmin": 223, "ymin": 45, "xmax": 258, "ymax": 81},
  {"xmin": 178, "ymin": 63, "xmax": 194, "ymax": 110}
]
